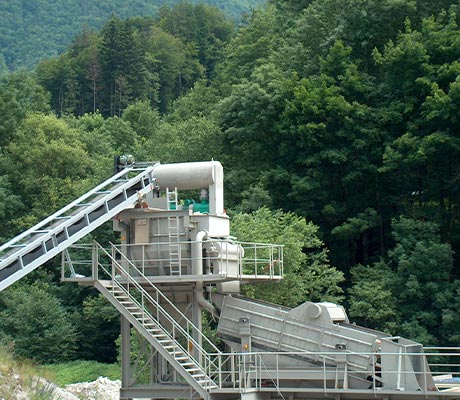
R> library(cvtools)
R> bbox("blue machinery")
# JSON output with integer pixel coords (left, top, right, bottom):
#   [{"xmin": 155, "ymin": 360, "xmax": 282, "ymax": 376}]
[{"xmin": 1, "ymin": 161, "xmax": 460, "ymax": 399}]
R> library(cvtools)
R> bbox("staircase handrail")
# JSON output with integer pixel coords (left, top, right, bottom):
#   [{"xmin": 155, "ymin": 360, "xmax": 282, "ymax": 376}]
[
  {"xmin": 97, "ymin": 259, "xmax": 217, "ymax": 389},
  {"xmin": 94, "ymin": 242, "xmax": 221, "ymax": 374},
  {"xmin": 107, "ymin": 242, "xmax": 221, "ymax": 354}
]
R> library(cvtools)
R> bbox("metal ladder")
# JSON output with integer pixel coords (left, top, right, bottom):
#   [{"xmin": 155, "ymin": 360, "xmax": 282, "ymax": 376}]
[
  {"xmin": 0, "ymin": 164, "xmax": 158, "ymax": 292},
  {"xmin": 93, "ymin": 242, "xmax": 219, "ymax": 398},
  {"xmin": 166, "ymin": 187, "xmax": 181, "ymax": 276},
  {"xmin": 166, "ymin": 187, "xmax": 178, "ymax": 211}
]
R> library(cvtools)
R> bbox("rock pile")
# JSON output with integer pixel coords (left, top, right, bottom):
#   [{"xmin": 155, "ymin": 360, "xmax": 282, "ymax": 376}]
[
  {"xmin": 62, "ymin": 377, "xmax": 121, "ymax": 399},
  {"xmin": 0, "ymin": 377, "xmax": 122, "ymax": 400}
]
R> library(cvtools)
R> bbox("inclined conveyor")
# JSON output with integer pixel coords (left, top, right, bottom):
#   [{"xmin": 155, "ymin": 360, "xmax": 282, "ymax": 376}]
[{"xmin": 0, "ymin": 163, "xmax": 158, "ymax": 291}]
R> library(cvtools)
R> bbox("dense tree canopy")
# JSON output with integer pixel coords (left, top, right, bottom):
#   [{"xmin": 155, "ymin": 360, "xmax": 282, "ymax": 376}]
[
  {"xmin": 0, "ymin": 285, "xmax": 78, "ymax": 363},
  {"xmin": 36, "ymin": 5, "xmax": 233, "ymax": 116},
  {"xmin": 231, "ymin": 207, "xmax": 344, "ymax": 306},
  {"xmin": 349, "ymin": 217, "xmax": 458, "ymax": 345},
  {"xmin": 0, "ymin": 0, "xmax": 262, "ymax": 71}
]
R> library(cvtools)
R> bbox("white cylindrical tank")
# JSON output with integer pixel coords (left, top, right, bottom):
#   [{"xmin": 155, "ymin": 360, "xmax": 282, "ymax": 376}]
[{"xmin": 153, "ymin": 161, "xmax": 224, "ymax": 215}]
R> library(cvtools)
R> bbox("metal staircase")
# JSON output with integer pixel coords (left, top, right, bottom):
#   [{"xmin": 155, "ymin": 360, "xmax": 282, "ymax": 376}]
[
  {"xmin": 90, "ymin": 242, "xmax": 219, "ymax": 398},
  {"xmin": 0, "ymin": 164, "xmax": 158, "ymax": 291}
]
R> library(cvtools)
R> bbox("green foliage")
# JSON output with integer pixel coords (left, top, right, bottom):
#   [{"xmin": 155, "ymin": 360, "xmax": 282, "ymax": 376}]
[
  {"xmin": 230, "ymin": 207, "xmax": 344, "ymax": 306},
  {"xmin": 349, "ymin": 217, "xmax": 457, "ymax": 344},
  {"xmin": 0, "ymin": 54, "xmax": 7, "ymax": 77},
  {"xmin": 217, "ymin": 5, "xmax": 282, "ymax": 85},
  {"xmin": 98, "ymin": 16, "xmax": 151, "ymax": 116},
  {"xmin": 0, "ymin": 0, "xmax": 262, "ymax": 71},
  {"xmin": 220, "ymin": 40, "xmax": 383, "ymax": 265},
  {"xmin": 145, "ymin": 26, "xmax": 203, "ymax": 112},
  {"xmin": 35, "ymin": 4, "xmax": 235, "ymax": 116},
  {"xmin": 332, "ymin": 209, "xmax": 380, "ymax": 239},
  {"xmin": 0, "ymin": 285, "xmax": 78, "ymax": 363},
  {"xmin": 165, "ymin": 80, "xmax": 221, "ymax": 122},
  {"xmin": 0, "ymin": 71, "xmax": 50, "ymax": 147},
  {"xmin": 348, "ymin": 262, "xmax": 399, "ymax": 334},
  {"xmin": 236, "ymin": 183, "xmax": 273, "ymax": 213},
  {"xmin": 438, "ymin": 280, "xmax": 460, "ymax": 344},
  {"xmin": 269, "ymin": 0, "xmax": 314, "ymax": 14},
  {"xmin": 218, "ymin": 2, "xmax": 460, "ymax": 273},
  {"xmin": 0, "ymin": 176, "xmax": 24, "ymax": 242},
  {"xmin": 141, "ymin": 115, "xmax": 222, "ymax": 163},
  {"xmin": 1, "ymin": 113, "xmax": 94, "ymax": 224},
  {"xmin": 158, "ymin": 3, "xmax": 233, "ymax": 79},
  {"xmin": 217, "ymin": 63, "xmax": 292, "ymax": 205},
  {"xmin": 66, "ymin": 112, "xmax": 115, "ymax": 179},
  {"xmin": 376, "ymin": 8, "xmax": 460, "ymax": 245},
  {"xmin": 122, "ymin": 100, "xmax": 161, "ymax": 139},
  {"xmin": 74, "ymin": 295, "xmax": 120, "ymax": 362},
  {"xmin": 96, "ymin": 115, "xmax": 139, "ymax": 152},
  {"xmin": 389, "ymin": 217, "xmax": 453, "ymax": 344}
]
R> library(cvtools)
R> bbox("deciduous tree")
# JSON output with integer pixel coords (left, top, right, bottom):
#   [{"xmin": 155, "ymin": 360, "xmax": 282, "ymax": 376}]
[
  {"xmin": 231, "ymin": 207, "xmax": 344, "ymax": 306},
  {"xmin": 0, "ymin": 285, "xmax": 78, "ymax": 363}
]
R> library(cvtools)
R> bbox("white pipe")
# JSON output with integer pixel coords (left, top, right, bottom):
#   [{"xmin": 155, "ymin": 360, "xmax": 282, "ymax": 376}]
[
  {"xmin": 192, "ymin": 230, "xmax": 218, "ymax": 317},
  {"xmin": 153, "ymin": 161, "xmax": 224, "ymax": 215}
]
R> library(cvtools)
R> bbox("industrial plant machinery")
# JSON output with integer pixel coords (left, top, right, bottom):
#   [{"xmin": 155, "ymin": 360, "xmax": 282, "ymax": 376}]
[{"xmin": 1, "ymin": 160, "xmax": 460, "ymax": 400}]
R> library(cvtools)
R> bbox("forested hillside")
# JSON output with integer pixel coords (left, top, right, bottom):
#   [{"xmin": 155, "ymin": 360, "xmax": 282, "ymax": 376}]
[
  {"xmin": 0, "ymin": 0, "xmax": 262, "ymax": 71},
  {"xmin": 1, "ymin": 0, "xmax": 460, "ymax": 367}
]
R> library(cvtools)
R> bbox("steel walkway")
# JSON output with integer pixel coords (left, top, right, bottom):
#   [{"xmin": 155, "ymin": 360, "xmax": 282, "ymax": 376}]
[{"xmin": 0, "ymin": 164, "xmax": 158, "ymax": 291}]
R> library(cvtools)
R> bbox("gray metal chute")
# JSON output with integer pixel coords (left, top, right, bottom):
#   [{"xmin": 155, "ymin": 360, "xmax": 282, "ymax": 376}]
[{"xmin": 217, "ymin": 295, "xmax": 433, "ymax": 391}]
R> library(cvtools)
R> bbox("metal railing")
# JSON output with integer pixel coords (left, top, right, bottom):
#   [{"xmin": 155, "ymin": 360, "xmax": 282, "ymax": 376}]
[
  {"xmin": 61, "ymin": 243, "xmax": 93, "ymax": 280},
  {"xmin": 112, "ymin": 240, "xmax": 283, "ymax": 279},
  {"xmin": 62, "ymin": 239, "xmax": 283, "ymax": 281},
  {"xmin": 202, "ymin": 349, "xmax": 460, "ymax": 395},
  {"xmin": 0, "ymin": 164, "xmax": 158, "ymax": 292},
  {"xmin": 239, "ymin": 242, "xmax": 283, "ymax": 278}
]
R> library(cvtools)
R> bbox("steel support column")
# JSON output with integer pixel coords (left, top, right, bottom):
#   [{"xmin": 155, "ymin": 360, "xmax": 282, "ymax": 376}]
[{"xmin": 121, "ymin": 315, "xmax": 132, "ymax": 399}]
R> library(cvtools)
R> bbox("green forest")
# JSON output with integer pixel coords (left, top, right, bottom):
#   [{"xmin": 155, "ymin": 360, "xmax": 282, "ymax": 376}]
[
  {"xmin": 0, "ymin": 0, "xmax": 262, "ymax": 71},
  {"xmin": 1, "ymin": 0, "xmax": 460, "ymax": 368}
]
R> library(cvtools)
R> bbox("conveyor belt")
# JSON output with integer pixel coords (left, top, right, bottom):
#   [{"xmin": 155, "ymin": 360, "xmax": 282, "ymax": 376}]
[{"xmin": 0, "ymin": 164, "xmax": 158, "ymax": 291}]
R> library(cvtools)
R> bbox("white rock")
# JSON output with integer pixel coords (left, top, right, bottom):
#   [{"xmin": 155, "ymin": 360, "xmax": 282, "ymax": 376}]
[
  {"xmin": 64, "ymin": 376, "xmax": 121, "ymax": 400},
  {"xmin": 31, "ymin": 378, "xmax": 80, "ymax": 400}
]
